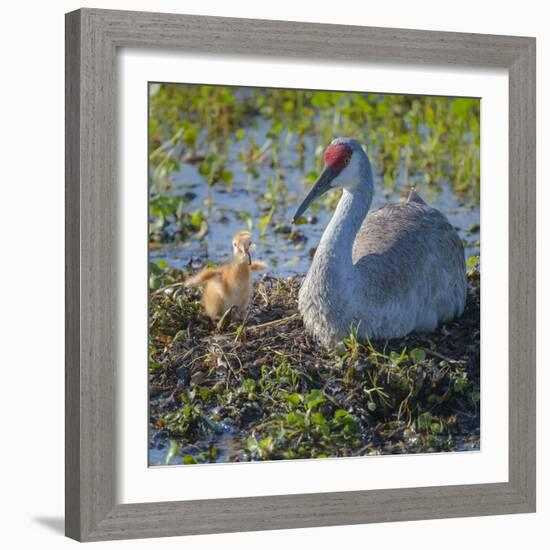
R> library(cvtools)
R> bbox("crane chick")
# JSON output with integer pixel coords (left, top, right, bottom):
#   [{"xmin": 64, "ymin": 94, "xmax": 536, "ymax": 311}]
[{"xmin": 185, "ymin": 231, "xmax": 267, "ymax": 320}]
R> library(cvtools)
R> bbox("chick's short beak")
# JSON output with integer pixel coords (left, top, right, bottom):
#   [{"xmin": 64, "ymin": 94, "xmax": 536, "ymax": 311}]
[{"xmin": 238, "ymin": 245, "xmax": 252, "ymax": 265}]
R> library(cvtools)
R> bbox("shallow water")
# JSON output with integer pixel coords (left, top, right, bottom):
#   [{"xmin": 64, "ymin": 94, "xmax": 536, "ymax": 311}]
[
  {"xmin": 148, "ymin": 427, "xmax": 481, "ymax": 466},
  {"xmin": 150, "ymin": 128, "xmax": 479, "ymax": 278}
]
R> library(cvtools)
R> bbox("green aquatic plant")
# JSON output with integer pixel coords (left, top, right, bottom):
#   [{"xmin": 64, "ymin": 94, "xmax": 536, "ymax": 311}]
[
  {"xmin": 148, "ymin": 272, "xmax": 480, "ymax": 464},
  {"xmin": 148, "ymin": 83, "xmax": 480, "ymax": 245}
]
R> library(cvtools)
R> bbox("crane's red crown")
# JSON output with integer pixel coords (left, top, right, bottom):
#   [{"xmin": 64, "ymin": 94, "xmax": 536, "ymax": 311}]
[{"xmin": 323, "ymin": 143, "xmax": 352, "ymax": 174}]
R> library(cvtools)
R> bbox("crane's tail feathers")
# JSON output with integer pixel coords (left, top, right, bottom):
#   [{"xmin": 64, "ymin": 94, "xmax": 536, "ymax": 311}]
[
  {"xmin": 407, "ymin": 188, "xmax": 427, "ymax": 205},
  {"xmin": 250, "ymin": 261, "xmax": 268, "ymax": 272},
  {"xmin": 184, "ymin": 268, "xmax": 221, "ymax": 287}
]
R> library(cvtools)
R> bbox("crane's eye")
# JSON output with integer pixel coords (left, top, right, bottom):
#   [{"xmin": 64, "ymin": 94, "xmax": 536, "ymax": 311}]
[{"xmin": 344, "ymin": 156, "xmax": 351, "ymax": 166}]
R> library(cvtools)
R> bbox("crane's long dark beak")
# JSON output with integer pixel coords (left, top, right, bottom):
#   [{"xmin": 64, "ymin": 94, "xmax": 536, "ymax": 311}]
[{"xmin": 292, "ymin": 166, "xmax": 336, "ymax": 223}]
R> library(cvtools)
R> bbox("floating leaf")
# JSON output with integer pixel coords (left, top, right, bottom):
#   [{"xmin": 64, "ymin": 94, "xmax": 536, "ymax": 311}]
[
  {"xmin": 284, "ymin": 393, "xmax": 302, "ymax": 407},
  {"xmin": 165, "ymin": 440, "xmax": 181, "ymax": 465},
  {"xmin": 410, "ymin": 348, "xmax": 426, "ymax": 364},
  {"xmin": 305, "ymin": 389, "xmax": 326, "ymax": 410}
]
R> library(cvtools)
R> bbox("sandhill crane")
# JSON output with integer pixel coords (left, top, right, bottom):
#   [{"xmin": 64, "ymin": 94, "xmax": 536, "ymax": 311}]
[{"xmin": 293, "ymin": 137, "xmax": 466, "ymax": 348}]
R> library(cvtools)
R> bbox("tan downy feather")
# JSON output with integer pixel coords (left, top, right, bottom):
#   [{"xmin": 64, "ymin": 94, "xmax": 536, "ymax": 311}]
[{"xmin": 184, "ymin": 232, "xmax": 267, "ymax": 319}]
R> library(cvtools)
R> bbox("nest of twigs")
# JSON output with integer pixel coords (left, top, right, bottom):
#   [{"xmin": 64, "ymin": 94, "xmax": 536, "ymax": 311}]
[{"xmin": 149, "ymin": 271, "xmax": 480, "ymax": 464}]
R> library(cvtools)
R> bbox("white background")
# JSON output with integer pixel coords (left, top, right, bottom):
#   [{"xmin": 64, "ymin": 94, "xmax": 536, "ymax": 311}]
[{"xmin": 0, "ymin": 0, "xmax": 547, "ymax": 548}]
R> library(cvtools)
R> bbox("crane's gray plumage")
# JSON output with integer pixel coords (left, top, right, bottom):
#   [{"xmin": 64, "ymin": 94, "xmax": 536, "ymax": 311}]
[{"xmin": 294, "ymin": 137, "xmax": 467, "ymax": 348}]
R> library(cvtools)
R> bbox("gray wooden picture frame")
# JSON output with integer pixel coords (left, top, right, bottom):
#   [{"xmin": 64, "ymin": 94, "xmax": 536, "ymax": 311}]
[{"xmin": 65, "ymin": 8, "xmax": 536, "ymax": 542}]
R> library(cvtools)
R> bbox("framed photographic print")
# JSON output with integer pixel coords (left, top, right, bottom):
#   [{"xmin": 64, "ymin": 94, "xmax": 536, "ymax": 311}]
[{"xmin": 65, "ymin": 8, "xmax": 536, "ymax": 542}]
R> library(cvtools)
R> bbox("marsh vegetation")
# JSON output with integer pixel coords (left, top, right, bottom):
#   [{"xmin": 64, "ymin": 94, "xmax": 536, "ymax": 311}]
[{"xmin": 148, "ymin": 84, "xmax": 481, "ymax": 465}]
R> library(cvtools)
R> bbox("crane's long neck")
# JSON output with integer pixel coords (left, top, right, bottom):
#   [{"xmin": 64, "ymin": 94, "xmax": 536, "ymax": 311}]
[{"xmin": 316, "ymin": 182, "xmax": 372, "ymax": 271}]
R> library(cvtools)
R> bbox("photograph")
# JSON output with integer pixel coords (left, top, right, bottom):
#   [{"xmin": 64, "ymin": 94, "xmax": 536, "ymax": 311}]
[
  {"xmin": 2, "ymin": 0, "xmax": 541, "ymax": 545},
  {"xmin": 148, "ymin": 83, "xmax": 481, "ymax": 466}
]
